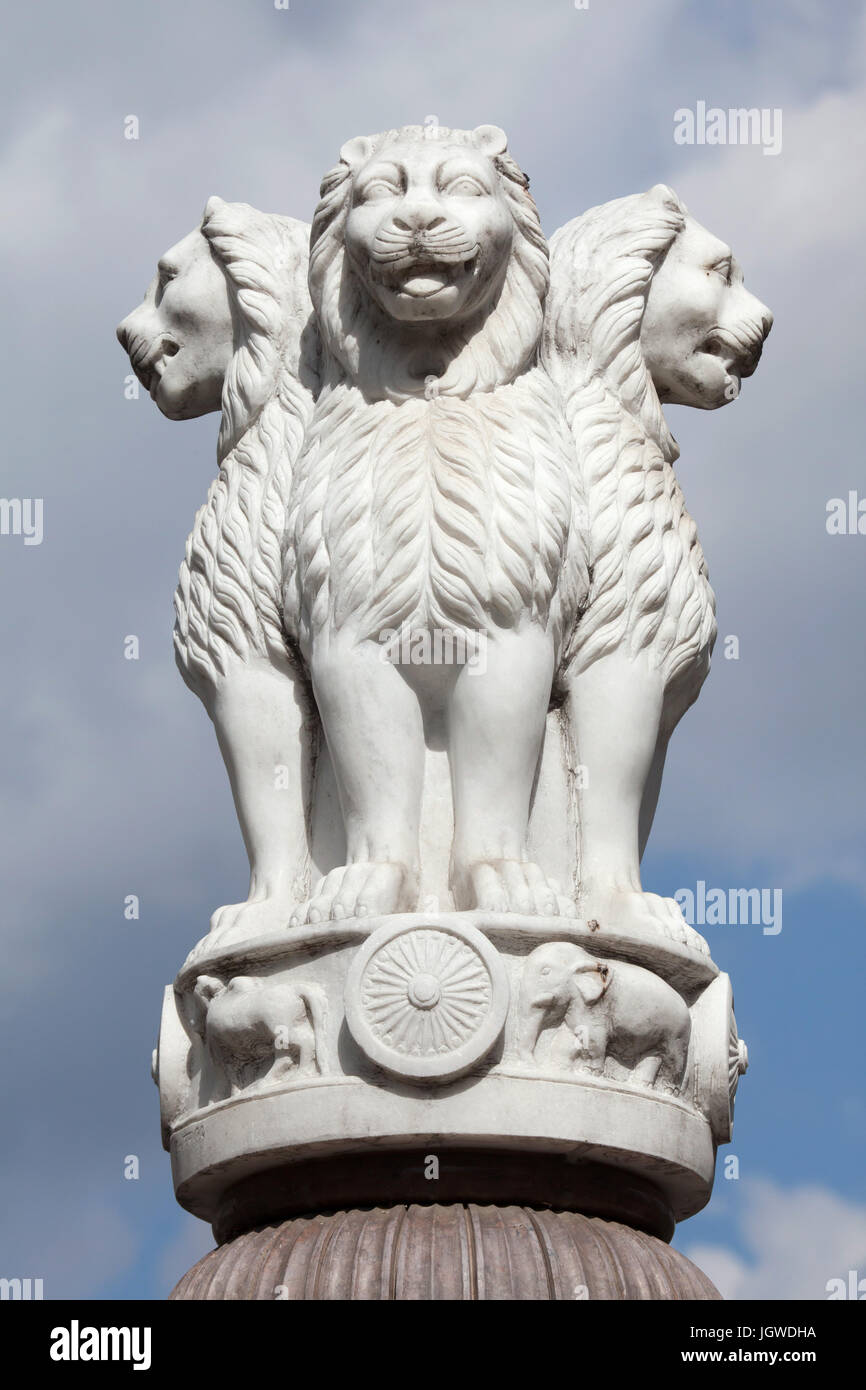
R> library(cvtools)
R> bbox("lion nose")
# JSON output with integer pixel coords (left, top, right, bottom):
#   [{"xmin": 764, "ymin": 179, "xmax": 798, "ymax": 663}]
[
  {"xmin": 116, "ymin": 315, "xmax": 133, "ymax": 350},
  {"xmin": 759, "ymin": 301, "xmax": 774, "ymax": 338},
  {"xmin": 744, "ymin": 291, "xmax": 773, "ymax": 340},
  {"xmin": 116, "ymin": 307, "xmax": 149, "ymax": 353},
  {"xmin": 392, "ymin": 206, "xmax": 447, "ymax": 235}
]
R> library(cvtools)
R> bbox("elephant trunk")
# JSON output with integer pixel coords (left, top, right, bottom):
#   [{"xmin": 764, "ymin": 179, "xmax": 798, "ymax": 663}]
[
  {"xmin": 516, "ymin": 994, "xmax": 546, "ymax": 1062},
  {"xmin": 299, "ymin": 985, "xmax": 327, "ymax": 1050}
]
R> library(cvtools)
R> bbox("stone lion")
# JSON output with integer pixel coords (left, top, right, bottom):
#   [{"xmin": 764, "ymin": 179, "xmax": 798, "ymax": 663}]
[
  {"xmin": 118, "ymin": 153, "xmax": 772, "ymax": 947},
  {"xmin": 117, "ymin": 198, "xmax": 319, "ymax": 942},
  {"xmin": 542, "ymin": 184, "xmax": 772, "ymax": 937},
  {"xmin": 282, "ymin": 123, "xmax": 588, "ymax": 922}
]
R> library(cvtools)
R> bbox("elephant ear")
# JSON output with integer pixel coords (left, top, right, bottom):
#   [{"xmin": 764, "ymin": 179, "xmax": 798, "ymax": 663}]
[
  {"xmin": 189, "ymin": 975, "xmax": 223, "ymax": 1036},
  {"xmin": 573, "ymin": 963, "xmax": 610, "ymax": 1005}
]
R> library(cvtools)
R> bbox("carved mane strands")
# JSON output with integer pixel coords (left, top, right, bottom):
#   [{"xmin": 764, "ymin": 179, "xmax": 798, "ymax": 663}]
[
  {"xmin": 543, "ymin": 187, "xmax": 717, "ymax": 703},
  {"xmin": 286, "ymin": 367, "xmax": 585, "ymax": 652},
  {"xmin": 285, "ymin": 125, "xmax": 587, "ymax": 653},
  {"xmin": 174, "ymin": 200, "xmax": 315, "ymax": 698}
]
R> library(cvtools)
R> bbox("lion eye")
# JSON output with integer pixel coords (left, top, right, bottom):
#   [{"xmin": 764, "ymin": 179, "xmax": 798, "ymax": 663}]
[
  {"xmin": 443, "ymin": 177, "xmax": 486, "ymax": 197},
  {"xmin": 710, "ymin": 259, "xmax": 732, "ymax": 285},
  {"xmin": 358, "ymin": 179, "xmax": 401, "ymax": 201}
]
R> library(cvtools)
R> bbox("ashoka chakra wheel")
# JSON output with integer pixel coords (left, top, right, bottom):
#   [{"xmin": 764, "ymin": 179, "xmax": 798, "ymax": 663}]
[{"xmin": 345, "ymin": 919, "xmax": 509, "ymax": 1082}]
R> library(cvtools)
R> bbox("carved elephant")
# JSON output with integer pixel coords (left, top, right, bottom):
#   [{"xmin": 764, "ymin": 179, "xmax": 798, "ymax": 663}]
[
  {"xmin": 516, "ymin": 941, "xmax": 690, "ymax": 1093},
  {"xmin": 191, "ymin": 974, "xmax": 327, "ymax": 1096}
]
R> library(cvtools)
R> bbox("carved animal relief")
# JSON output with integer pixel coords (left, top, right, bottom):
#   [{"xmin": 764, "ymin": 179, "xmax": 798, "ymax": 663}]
[
  {"xmin": 515, "ymin": 941, "xmax": 691, "ymax": 1094},
  {"xmin": 191, "ymin": 973, "xmax": 326, "ymax": 1098}
]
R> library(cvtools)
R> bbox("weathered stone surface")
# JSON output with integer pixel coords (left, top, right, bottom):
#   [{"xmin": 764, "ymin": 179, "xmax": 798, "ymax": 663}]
[
  {"xmin": 170, "ymin": 1205, "xmax": 721, "ymax": 1301},
  {"xmin": 160, "ymin": 913, "xmax": 739, "ymax": 1234}
]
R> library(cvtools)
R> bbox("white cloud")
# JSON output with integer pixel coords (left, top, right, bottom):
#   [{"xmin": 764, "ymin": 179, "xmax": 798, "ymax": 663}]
[{"xmin": 683, "ymin": 1178, "xmax": 866, "ymax": 1299}]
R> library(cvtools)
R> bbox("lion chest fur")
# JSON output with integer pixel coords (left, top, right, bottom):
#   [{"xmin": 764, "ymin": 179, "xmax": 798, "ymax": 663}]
[{"xmin": 284, "ymin": 365, "xmax": 586, "ymax": 654}]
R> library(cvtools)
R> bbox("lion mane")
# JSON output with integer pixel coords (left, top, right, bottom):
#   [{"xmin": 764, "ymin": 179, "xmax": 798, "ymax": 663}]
[
  {"xmin": 173, "ymin": 198, "xmax": 317, "ymax": 700},
  {"xmin": 284, "ymin": 126, "xmax": 587, "ymax": 657},
  {"xmin": 542, "ymin": 185, "xmax": 717, "ymax": 716}
]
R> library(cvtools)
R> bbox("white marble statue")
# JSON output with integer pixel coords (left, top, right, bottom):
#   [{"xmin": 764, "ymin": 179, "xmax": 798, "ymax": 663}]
[
  {"xmin": 123, "ymin": 126, "xmax": 769, "ymax": 1232},
  {"xmin": 119, "ymin": 128, "xmax": 771, "ymax": 944}
]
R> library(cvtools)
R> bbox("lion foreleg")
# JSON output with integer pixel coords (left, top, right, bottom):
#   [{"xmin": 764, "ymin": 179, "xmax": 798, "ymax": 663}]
[
  {"xmin": 638, "ymin": 731, "xmax": 669, "ymax": 861},
  {"xmin": 448, "ymin": 626, "xmax": 561, "ymax": 916},
  {"xmin": 565, "ymin": 648, "xmax": 667, "ymax": 931},
  {"xmin": 292, "ymin": 631, "xmax": 424, "ymax": 924},
  {"xmin": 639, "ymin": 664, "xmax": 710, "ymax": 858},
  {"xmin": 207, "ymin": 656, "xmax": 314, "ymax": 942},
  {"xmin": 633, "ymin": 708, "xmax": 704, "ymax": 947}
]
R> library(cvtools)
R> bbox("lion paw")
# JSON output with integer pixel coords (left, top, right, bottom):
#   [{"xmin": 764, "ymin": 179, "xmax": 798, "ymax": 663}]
[
  {"xmin": 641, "ymin": 894, "xmax": 711, "ymax": 955},
  {"xmin": 207, "ymin": 890, "xmax": 297, "ymax": 948},
  {"xmin": 290, "ymin": 861, "xmax": 416, "ymax": 925},
  {"xmin": 457, "ymin": 859, "xmax": 561, "ymax": 916},
  {"xmin": 581, "ymin": 888, "xmax": 710, "ymax": 955}
]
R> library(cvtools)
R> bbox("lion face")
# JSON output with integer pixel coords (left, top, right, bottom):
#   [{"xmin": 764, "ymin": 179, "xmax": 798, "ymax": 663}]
[
  {"xmin": 640, "ymin": 216, "xmax": 773, "ymax": 410},
  {"xmin": 116, "ymin": 225, "xmax": 234, "ymax": 420},
  {"xmin": 342, "ymin": 138, "xmax": 514, "ymax": 327}
]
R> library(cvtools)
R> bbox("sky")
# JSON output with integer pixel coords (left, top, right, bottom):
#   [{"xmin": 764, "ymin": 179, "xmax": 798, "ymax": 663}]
[{"xmin": 1, "ymin": 0, "xmax": 864, "ymax": 1300}]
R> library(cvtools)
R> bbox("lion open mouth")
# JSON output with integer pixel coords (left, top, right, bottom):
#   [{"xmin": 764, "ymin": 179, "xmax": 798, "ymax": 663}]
[
  {"xmin": 373, "ymin": 252, "xmax": 478, "ymax": 299},
  {"xmin": 701, "ymin": 322, "xmax": 766, "ymax": 379},
  {"xmin": 369, "ymin": 225, "xmax": 480, "ymax": 298},
  {"xmin": 391, "ymin": 258, "xmax": 476, "ymax": 297}
]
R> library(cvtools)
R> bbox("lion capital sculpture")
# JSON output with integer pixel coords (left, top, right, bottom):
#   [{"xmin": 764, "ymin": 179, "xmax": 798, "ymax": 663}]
[
  {"xmin": 125, "ymin": 129, "xmax": 772, "ymax": 1293},
  {"xmin": 117, "ymin": 131, "xmax": 772, "ymax": 948}
]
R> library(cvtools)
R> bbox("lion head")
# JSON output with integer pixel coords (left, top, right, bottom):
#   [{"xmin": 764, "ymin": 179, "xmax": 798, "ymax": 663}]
[
  {"xmin": 544, "ymin": 183, "xmax": 773, "ymax": 445},
  {"xmin": 117, "ymin": 198, "xmax": 316, "ymax": 695},
  {"xmin": 116, "ymin": 216, "xmax": 235, "ymax": 422},
  {"xmin": 307, "ymin": 123, "xmax": 549, "ymax": 401},
  {"xmin": 640, "ymin": 196, "xmax": 773, "ymax": 412},
  {"xmin": 543, "ymin": 185, "xmax": 772, "ymax": 702},
  {"xmin": 117, "ymin": 196, "xmax": 315, "ymax": 455}
]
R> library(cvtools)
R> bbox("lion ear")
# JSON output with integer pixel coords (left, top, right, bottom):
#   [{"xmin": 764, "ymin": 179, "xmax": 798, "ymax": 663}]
[
  {"xmin": 646, "ymin": 183, "xmax": 687, "ymax": 217},
  {"xmin": 203, "ymin": 195, "xmax": 226, "ymax": 222},
  {"xmin": 473, "ymin": 124, "xmax": 508, "ymax": 157},
  {"xmin": 339, "ymin": 135, "xmax": 376, "ymax": 169}
]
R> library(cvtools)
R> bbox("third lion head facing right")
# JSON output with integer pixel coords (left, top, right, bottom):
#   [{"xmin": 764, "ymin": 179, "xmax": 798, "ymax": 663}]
[
  {"xmin": 543, "ymin": 182, "xmax": 773, "ymax": 416},
  {"xmin": 640, "ymin": 186, "xmax": 772, "ymax": 410}
]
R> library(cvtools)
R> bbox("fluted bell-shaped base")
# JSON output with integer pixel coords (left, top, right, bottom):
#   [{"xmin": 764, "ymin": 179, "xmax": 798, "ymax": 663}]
[{"xmin": 170, "ymin": 1204, "xmax": 720, "ymax": 1300}]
